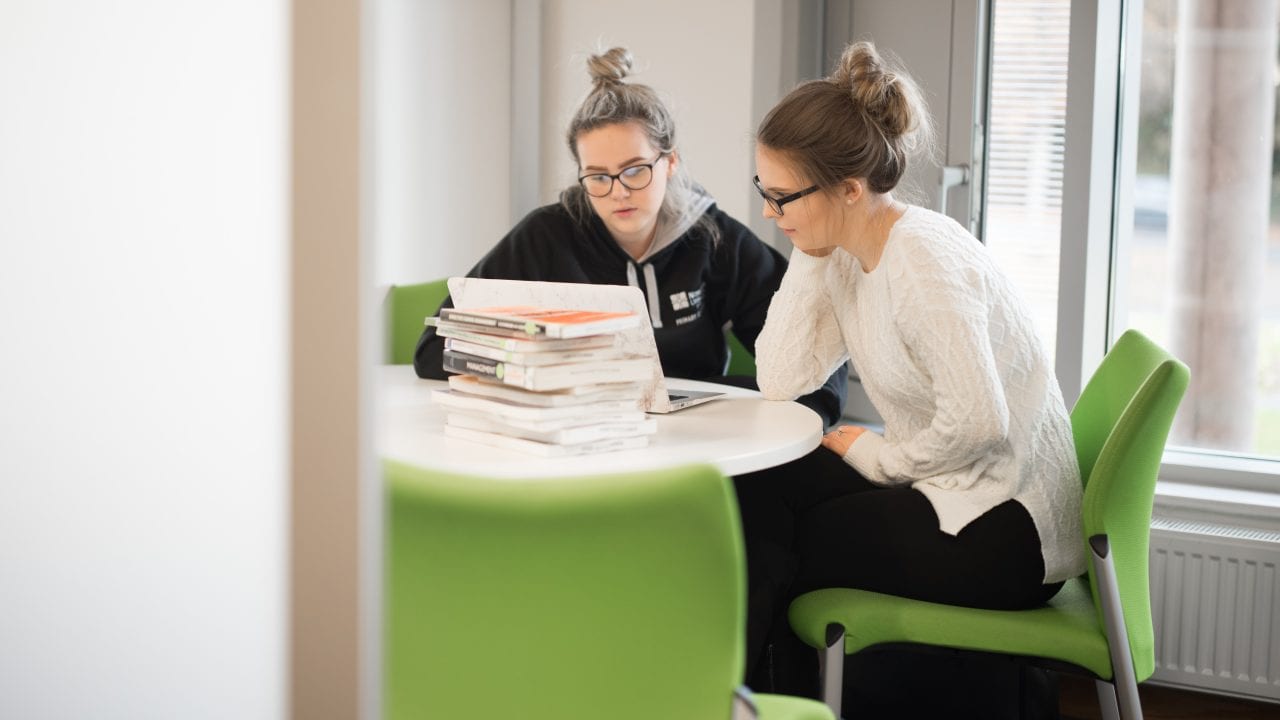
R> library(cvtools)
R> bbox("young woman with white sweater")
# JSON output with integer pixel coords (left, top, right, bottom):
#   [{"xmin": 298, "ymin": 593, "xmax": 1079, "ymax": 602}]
[{"xmin": 737, "ymin": 41, "xmax": 1085, "ymax": 698}]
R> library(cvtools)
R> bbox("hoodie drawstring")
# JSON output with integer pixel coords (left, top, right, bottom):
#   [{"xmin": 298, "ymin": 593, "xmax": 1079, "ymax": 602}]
[
  {"xmin": 625, "ymin": 262, "xmax": 664, "ymax": 329},
  {"xmin": 643, "ymin": 264, "xmax": 663, "ymax": 329}
]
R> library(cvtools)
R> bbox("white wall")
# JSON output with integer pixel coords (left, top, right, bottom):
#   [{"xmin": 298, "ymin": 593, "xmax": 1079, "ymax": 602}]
[
  {"xmin": 0, "ymin": 2, "xmax": 287, "ymax": 718},
  {"xmin": 539, "ymin": 0, "xmax": 757, "ymax": 222},
  {"xmin": 374, "ymin": 0, "xmax": 513, "ymax": 287},
  {"xmin": 374, "ymin": 0, "xmax": 767, "ymax": 289}
]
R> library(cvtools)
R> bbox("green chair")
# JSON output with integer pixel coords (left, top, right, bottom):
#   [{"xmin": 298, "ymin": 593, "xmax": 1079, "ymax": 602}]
[
  {"xmin": 386, "ymin": 460, "xmax": 833, "ymax": 720},
  {"xmin": 787, "ymin": 329, "xmax": 1189, "ymax": 720},
  {"xmin": 385, "ymin": 279, "xmax": 449, "ymax": 365},
  {"xmin": 725, "ymin": 328, "xmax": 758, "ymax": 377}
]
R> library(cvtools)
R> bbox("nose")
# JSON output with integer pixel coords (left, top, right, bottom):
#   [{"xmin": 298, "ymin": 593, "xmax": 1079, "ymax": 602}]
[
  {"xmin": 761, "ymin": 202, "xmax": 779, "ymax": 220},
  {"xmin": 610, "ymin": 180, "xmax": 631, "ymax": 200}
]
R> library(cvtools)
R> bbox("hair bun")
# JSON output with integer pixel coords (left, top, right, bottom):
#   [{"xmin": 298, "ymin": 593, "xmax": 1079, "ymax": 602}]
[
  {"xmin": 587, "ymin": 47, "xmax": 633, "ymax": 86},
  {"xmin": 831, "ymin": 41, "xmax": 913, "ymax": 139},
  {"xmin": 830, "ymin": 41, "xmax": 881, "ymax": 88}
]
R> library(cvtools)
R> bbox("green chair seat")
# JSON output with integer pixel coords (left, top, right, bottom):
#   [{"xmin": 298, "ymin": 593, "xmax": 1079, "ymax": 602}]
[{"xmin": 790, "ymin": 577, "xmax": 1112, "ymax": 679}]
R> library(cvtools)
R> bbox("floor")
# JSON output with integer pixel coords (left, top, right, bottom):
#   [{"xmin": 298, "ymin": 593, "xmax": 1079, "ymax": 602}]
[{"xmin": 1058, "ymin": 674, "xmax": 1279, "ymax": 720}]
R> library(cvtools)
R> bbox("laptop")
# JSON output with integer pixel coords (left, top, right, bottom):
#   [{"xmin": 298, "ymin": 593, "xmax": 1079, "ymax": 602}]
[{"xmin": 446, "ymin": 277, "xmax": 725, "ymax": 413}]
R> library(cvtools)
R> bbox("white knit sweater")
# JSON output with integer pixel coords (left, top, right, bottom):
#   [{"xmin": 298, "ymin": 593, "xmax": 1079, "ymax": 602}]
[{"xmin": 756, "ymin": 206, "xmax": 1084, "ymax": 583}]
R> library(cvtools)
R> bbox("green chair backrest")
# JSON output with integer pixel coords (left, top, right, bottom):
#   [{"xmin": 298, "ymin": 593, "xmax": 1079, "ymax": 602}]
[
  {"xmin": 385, "ymin": 280, "xmax": 449, "ymax": 365},
  {"xmin": 1069, "ymin": 329, "xmax": 1189, "ymax": 680},
  {"xmin": 725, "ymin": 329, "xmax": 757, "ymax": 377},
  {"xmin": 385, "ymin": 461, "xmax": 746, "ymax": 720}
]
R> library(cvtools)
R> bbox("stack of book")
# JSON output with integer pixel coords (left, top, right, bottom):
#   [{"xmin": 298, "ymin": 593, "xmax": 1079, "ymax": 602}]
[{"xmin": 428, "ymin": 305, "xmax": 657, "ymax": 456}]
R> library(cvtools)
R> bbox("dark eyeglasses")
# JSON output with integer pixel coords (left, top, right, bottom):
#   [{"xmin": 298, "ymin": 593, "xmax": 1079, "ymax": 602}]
[
  {"xmin": 753, "ymin": 175, "xmax": 820, "ymax": 215},
  {"xmin": 579, "ymin": 154, "xmax": 666, "ymax": 198}
]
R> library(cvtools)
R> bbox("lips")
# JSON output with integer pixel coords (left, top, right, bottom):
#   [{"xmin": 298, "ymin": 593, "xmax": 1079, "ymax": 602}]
[{"xmin": 614, "ymin": 208, "xmax": 637, "ymax": 218}]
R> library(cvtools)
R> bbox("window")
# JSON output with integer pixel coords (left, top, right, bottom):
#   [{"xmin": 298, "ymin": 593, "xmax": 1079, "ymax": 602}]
[
  {"xmin": 989, "ymin": 0, "xmax": 1280, "ymax": 488},
  {"xmin": 1114, "ymin": 0, "xmax": 1280, "ymax": 461},
  {"xmin": 984, "ymin": 0, "xmax": 1073, "ymax": 362}
]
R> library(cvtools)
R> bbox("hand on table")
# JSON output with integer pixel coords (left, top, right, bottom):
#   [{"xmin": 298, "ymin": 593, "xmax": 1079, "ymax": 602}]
[{"xmin": 820, "ymin": 424, "xmax": 865, "ymax": 456}]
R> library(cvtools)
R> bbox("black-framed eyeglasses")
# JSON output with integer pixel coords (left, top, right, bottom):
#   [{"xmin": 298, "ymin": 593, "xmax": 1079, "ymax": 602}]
[
  {"xmin": 578, "ymin": 153, "xmax": 666, "ymax": 198},
  {"xmin": 753, "ymin": 175, "xmax": 820, "ymax": 215}
]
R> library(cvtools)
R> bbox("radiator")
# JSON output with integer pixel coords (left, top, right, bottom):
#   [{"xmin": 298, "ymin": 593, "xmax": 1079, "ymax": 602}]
[{"xmin": 1148, "ymin": 517, "xmax": 1280, "ymax": 703}]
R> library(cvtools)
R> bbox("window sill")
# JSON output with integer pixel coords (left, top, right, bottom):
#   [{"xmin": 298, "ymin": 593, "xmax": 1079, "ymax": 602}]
[
  {"xmin": 1154, "ymin": 479, "xmax": 1280, "ymax": 532},
  {"xmin": 1161, "ymin": 449, "xmax": 1280, "ymax": 493},
  {"xmin": 1154, "ymin": 449, "xmax": 1280, "ymax": 528}
]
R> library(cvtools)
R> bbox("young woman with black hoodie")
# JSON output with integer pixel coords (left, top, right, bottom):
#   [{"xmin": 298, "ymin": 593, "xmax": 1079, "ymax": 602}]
[{"xmin": 414, "ymin": 47, "xmax": 846, "ymax": 426}]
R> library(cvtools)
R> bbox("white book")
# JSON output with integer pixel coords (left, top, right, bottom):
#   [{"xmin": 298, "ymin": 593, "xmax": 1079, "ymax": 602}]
[
  {"xmin": 438, "ymin": 306, "xmax": 640, "ymax": 339},
  {"xmin": 446, "ymin": 412, "xmax": 657, "ymax": 445},
  {"xmin": 429, "ymin": 319, "xmax": 618, "ymax": 353},
  {"xmin": 431, "ymin": 389, "xmax": 642, "ymax": 422},
  {"xmin": 442, "ymin": 350, "xmax": 652, "ymax": 392},
  {"xmin": 447, "ymin": 374, "xmax": 644, "ymax": 406},
  {"xmin": 444, "ymin": 424, "xmax": 651, "ymax": 457},
  {"xmin": 444, "ymin": 337, "xmax": 623, "ymax": 366}
]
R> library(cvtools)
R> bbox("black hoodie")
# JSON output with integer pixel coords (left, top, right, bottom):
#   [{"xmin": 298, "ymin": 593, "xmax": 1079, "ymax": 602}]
[{"xmin": 414, "ymin": 201, "xmax": 847, "ymax": 428}]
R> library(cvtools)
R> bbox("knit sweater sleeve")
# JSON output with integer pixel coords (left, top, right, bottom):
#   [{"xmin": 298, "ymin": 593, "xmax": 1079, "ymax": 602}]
[
  {"xmin": 843, "ymin": 236, "xmax": 1010, "ymax": 485},
  {"xmin": 755, "ymin": 251, "xmax": 850, "ymax": 401}
]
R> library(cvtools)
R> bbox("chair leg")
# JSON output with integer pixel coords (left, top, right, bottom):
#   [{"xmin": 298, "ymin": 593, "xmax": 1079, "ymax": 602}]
[
  {"xmin": 732, "ymin": 685, "xmax": 758, "ymax": 720},
  {"xmin": 1114, "ymin": 669, "xmax": 1144, "ymax": 720},
  {"xmin": 818, "ymin": 623, "xmax": 844, "ymax": 718},
  {"xmin": 1095, "ymin": 680, "xmax": 1121, "ymax": 720},
  {"xmin": 1089, "ymin": 535, "xmax": 1145, "ymax": 720}
]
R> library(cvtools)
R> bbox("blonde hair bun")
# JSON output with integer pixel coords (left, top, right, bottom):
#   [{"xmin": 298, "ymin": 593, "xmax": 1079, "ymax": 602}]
[
  {"xmin": 757, "ymin": 39, "xmax": 934, "ymax": 195},
  {"xmin": 586, "ymin": 47, "xmax": 633, "ymax": 86},
  {"xmin": 831, "ymin": 41, "xmax": 916, "ymax": 140}
]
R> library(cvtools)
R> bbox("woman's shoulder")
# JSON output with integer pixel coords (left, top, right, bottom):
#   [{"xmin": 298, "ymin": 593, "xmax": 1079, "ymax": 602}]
[
  {"xmin": 887, "ymin": 207, "xmax": 986, "ymax": 266},
  {"xmin": 497, "ymin": 202, "xmax": 591, "ymax": 248},
  {"xmin": 509, "ymin": 202, "xmax": 578, "ymax": 235},
  {"xmin": 892, "ymin": 205, "xmax": 967, "ymax": 241},
  {"xmin": 879, "ymin": 207, "xmax": 998, "ymax": 303}
]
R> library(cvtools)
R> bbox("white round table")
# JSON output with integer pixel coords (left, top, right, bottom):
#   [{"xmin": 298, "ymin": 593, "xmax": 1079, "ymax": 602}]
[{"xmin": 379, "ymin": 365, "xmax": 822, "ymax": 478}]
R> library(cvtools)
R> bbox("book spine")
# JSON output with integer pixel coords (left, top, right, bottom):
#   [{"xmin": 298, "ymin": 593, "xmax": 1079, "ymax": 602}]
[
  {"xmin": 437, "ymin": 324, "xmax": 617, "ymax": 352},
  {"xmin": 434, "ymin": 325, "xmax": 518, "ymax": 350},
  {"xmin": 441, "ymin": 349, "xmax": 514, "ymax": 385},
  {"xmin": 444, "ymin": 350, "xmax": 651, "ymax": 392},
  {"xmin": 445, "ymin": 338, "xmax": 620, "ymax": 366},
  {"xmin": 444, "ymin": 339, "xmax": 512, "ymax": 364},
  {"xmin": 515, "ymin": 358, "xmax": 650, "ymax": 391},
  {"xmin": 438, "ymin": 308, "xmax": 545, "ymax": 336},
  {"xmin": 432, "ymin": 389, "xmax": 642, "ymax": 422},
  {"xmin": 446, "ymin": 375, "xmax": 645, "ymax": 407}
]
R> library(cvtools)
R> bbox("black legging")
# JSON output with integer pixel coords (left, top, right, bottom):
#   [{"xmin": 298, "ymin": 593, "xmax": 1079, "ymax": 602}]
[{"xmin": 733, "ymin": 446, "xmax": 1064, "ymax": 695}]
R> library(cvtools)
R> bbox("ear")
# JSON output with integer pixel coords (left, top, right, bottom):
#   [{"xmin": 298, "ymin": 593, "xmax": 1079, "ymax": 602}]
[
  {"xmin": 841, "ymin": 179, "xmax": 864, "ymax": 205},
  {"xmin": 666, "ymin": 149, "xmax": 680, "ymax": 177}
]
